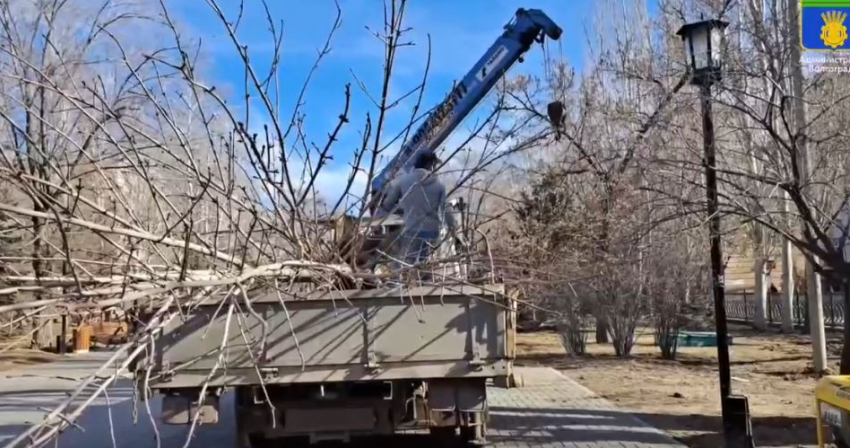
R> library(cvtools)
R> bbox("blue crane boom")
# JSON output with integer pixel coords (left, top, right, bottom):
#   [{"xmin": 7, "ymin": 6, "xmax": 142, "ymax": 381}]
[{"xmin": 369, "ymin": 8, "xmax": 561, "ymax": 210}]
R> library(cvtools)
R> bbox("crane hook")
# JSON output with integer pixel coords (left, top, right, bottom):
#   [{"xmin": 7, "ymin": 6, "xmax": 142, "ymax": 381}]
[{"xmin": 547, "ymin": 100, "xmax": 564, "ymax": 141}]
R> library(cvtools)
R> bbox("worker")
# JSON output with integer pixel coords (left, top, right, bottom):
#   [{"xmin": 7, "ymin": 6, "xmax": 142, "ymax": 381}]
[{"xmin": 380, "ymin": 151, "xmax": 458, "ymax": 273}]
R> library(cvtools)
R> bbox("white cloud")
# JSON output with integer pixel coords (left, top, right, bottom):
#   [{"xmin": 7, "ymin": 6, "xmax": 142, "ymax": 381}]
[{"xmin": 313, "ymin": 163, "xmax": 370, "ymax": 211}]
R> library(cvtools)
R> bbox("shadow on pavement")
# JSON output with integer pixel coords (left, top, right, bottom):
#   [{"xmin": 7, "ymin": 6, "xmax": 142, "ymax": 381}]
[
  {"xmin": 632, "ymin": 411, "xmax": 817, "ymax": 448},
  {"xmin": 0, "ymin": 425, "xmax": 29, "ymax": 446},
  {"xmin": 487, "ymin": 405, "xmax": 681, "ymax": 446},
  {"xmin": 0, "ymin": 380, "xmax": 231, "ymax": 448},
  {"xmin": 487, "ymin": 406, "xmax": 816, "ymax": 447}
]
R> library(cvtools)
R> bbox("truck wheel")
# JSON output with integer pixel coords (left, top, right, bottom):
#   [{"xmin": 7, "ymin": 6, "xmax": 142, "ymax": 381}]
[
  {"xmin": 235, "ymin": 429, "xmax": 251, "ymax": 448},
  {"xmin": 235, "ymin": 428, "xmax": 268, "ymax": 448},
  {"xmin": 235, "ymin": 415, "xmax": 256, "ymax": 448},
  {"xmin": 234, "ymin": 389, "xmax": 267, "ymax": 448},
  {"xmin": 429, "ymin": 426, "xmax": 457, "ymax": 447}
]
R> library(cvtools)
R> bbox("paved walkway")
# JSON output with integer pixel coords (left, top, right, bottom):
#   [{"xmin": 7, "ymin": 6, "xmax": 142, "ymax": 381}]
[
  {"xmin": 488, "ymin": 367, "xmax": 684, "ymax": 447},
  {"xmin": 0, "ymin": 354, "xmax": 684, "ymax": 448}
]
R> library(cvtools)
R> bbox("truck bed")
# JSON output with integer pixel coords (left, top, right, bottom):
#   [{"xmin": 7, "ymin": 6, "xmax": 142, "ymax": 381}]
[{"xmin": 145, "ymin": 284, "xmax": 515, "ymax": 389}]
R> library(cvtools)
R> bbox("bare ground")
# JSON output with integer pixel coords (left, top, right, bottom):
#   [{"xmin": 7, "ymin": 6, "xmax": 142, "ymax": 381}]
[
  {"xmin": 0, "ymin": 349, "xmax": 57, "ymax": 372},
  {"xmin": 515, "ymin": 324, "xmax": 842, "ymax": 448}
]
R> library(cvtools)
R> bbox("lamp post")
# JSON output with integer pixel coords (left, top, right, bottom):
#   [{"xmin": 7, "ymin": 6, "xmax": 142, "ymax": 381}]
[{"xmin": 676, "ymin": 19, "xmax": 754, "ymax": 448}]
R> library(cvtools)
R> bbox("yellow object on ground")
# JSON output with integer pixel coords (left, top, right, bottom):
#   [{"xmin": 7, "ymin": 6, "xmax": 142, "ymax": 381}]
[
  {"xmin": 816, "ymin": 375, "xmax": 850, "ymax": 447},
  {"xmin": 73, "ymin": 325, "xmax": 91, "ymax": 354}
]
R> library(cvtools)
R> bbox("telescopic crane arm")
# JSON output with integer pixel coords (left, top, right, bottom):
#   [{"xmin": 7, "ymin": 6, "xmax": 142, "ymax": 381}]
[{"xmin": 368, "ymin": 8, "xmax": 562, "ymax": 213}]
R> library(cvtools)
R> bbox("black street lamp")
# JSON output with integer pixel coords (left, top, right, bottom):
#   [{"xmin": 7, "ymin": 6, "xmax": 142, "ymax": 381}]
[
  {"xmin": 676, "ymin": 19, "xmax": 755, "ymax": 448},
  {"xmin": 678, "ymin": 19, "xmax": 727, "ymax": 86}
]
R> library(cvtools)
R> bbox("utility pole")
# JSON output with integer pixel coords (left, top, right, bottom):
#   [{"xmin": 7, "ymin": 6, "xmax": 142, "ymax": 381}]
[{"xmin": 787, "ymin": 0, "xmax": 827, "ymax": 371}]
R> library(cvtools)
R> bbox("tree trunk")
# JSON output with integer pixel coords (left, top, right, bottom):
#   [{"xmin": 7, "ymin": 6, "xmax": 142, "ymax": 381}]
[
  {"xmin": 30, "ymin": 215, "xmax": 44, "ymax": 349},
  {"xmin": 808, "ymin": 264, "xmax": 828, "ymax": 372},
  {"xmin": 787, "ymin": 0, "xmax": 828, "ymax": 373},
  {"xmin": 595, "ymin": 313, "xmax": 609, "ymax": 344},
  {"xmin": 753, "ymin": 256, "xmax": 768, "ymax": 330}
]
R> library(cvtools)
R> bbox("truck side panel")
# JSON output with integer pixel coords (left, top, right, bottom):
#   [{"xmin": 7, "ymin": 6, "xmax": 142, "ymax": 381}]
[{"xmin": 147, "ymin": 286, "xmax": 509, "ymax": 388}]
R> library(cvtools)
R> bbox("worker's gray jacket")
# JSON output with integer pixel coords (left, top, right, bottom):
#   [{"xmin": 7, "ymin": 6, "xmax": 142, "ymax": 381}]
[{"xmin": 380, "ymin": 168, "xmax": 456, "ymax": 234}]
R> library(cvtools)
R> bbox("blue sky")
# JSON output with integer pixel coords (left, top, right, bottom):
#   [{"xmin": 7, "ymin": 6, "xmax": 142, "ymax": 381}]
[{"xmin": 170, "ymin": 1, "xmax": 614, "ymax": 203}]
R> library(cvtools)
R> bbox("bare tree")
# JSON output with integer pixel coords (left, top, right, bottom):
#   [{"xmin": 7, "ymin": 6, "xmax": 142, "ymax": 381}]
[
  {"xmin": 637, "ymin": 0, "xmax": 850, "ymax": 372},
  {"xmin": 648, "ymin": 230, "xmax": 708, "ymax": 360},
  {"xmin": 503, "ymin": 0, "xmax": 693, "ymax": 355},
  {"xmin": 0, "ymin": 0, "xmax": 568, "ymax": 444}
]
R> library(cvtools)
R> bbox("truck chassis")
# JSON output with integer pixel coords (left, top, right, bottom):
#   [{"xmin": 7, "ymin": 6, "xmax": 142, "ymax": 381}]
[{"xmin": 138, "ymin": 284, "xmax": 517, "ymax": 446}]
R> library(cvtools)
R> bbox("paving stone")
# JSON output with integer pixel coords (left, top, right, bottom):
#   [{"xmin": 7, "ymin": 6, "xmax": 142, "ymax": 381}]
[{"xmin": 485, "ymin": 367, "xmax": 684, "ymax": 448}]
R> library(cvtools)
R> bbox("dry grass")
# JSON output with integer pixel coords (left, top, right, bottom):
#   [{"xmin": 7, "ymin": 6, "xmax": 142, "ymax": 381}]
[{"xmin": 515, "ymin": 324, "xmax": 839, "ymax": 448}]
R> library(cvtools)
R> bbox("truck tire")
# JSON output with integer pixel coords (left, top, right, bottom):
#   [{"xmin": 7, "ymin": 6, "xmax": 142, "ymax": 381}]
[
  {"xmin": 235, "ymin": 422, "xmax": 268, "ymax": 448},
  {"xmin": 429, "ymin": 426, "xmax": 457, "ymax": 447},
  {"xmin": 234, "ymin": 389, "xmax": 268, "ymax": 448},
  {"xmin": 234, "ymin": 411, "xmax": 254, "ymax": 448},
  {"xmin": 234, "ymin": 426, "xmax": 251, "ymax": 448}
]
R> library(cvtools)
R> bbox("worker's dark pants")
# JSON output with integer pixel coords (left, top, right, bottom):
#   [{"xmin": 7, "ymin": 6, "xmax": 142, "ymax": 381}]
[{"xmin": 393, "ymin": 230, "xmax": 439, "ymax": 281}]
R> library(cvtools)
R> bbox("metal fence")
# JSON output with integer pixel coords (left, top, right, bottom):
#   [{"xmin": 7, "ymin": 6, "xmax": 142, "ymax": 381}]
[{"xmin": 725, "ymin": 291, "xmax": 845, "ymax": 329}]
